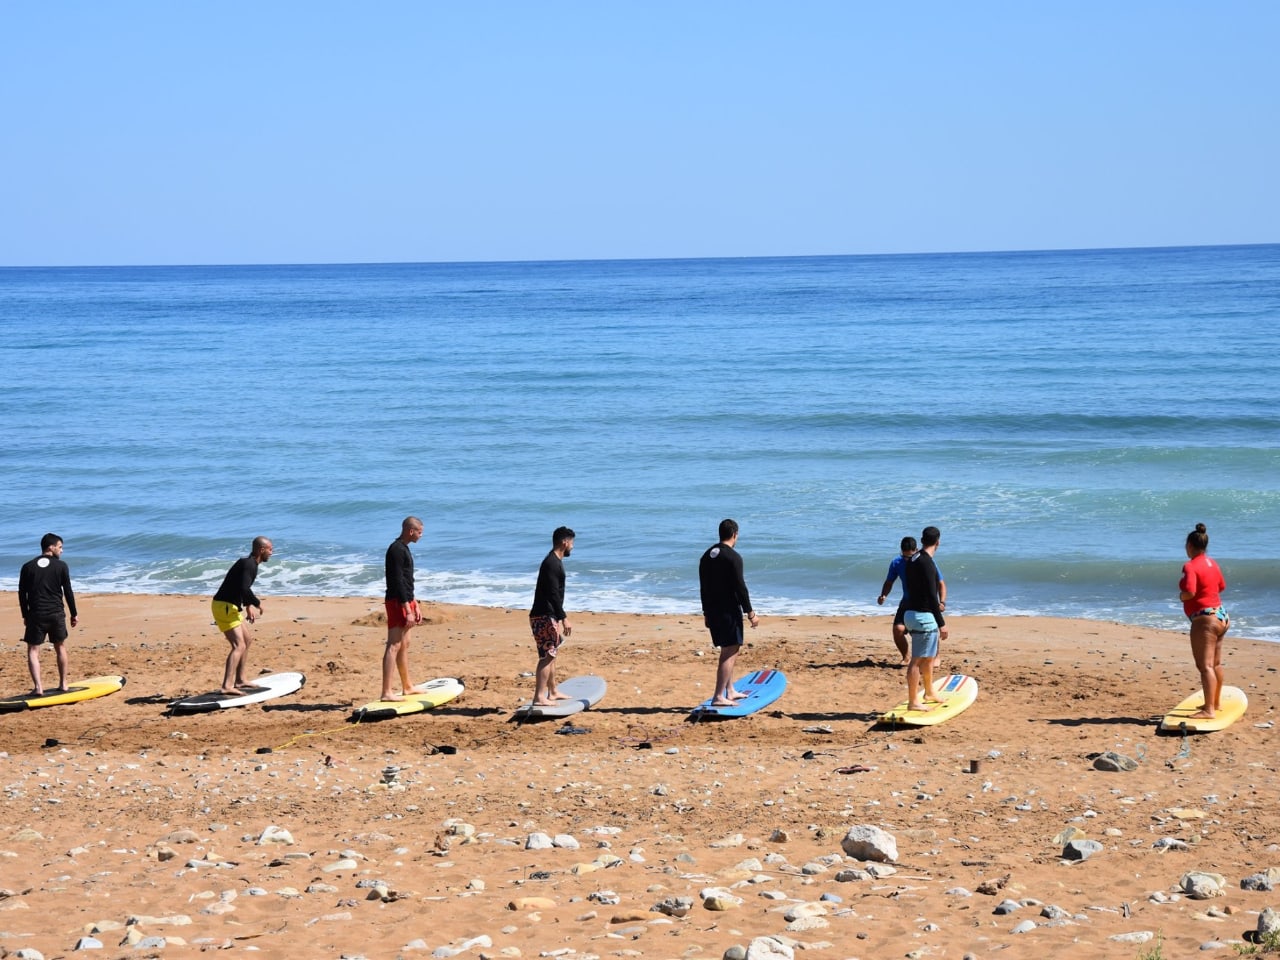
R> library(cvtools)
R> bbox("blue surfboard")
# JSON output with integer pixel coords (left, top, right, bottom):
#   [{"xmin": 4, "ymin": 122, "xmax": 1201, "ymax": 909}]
[{"xmin": 690, "ymin": 668, "xmax": 787, "ymax": 720}]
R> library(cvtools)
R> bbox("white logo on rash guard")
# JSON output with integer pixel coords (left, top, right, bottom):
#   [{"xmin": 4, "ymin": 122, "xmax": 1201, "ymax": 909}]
[
  {"xmin": 36, "ymin": 558, "xmax": 50, "ymax": 568},
  {"xmin": 709, "ymin": 548, "xmax": 720, "ymax": 558}
]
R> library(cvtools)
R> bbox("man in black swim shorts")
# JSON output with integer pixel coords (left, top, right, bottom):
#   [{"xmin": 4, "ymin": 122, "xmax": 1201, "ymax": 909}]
[
  {"xmin": 699, "ymin": 519, "xmax": 759, "ymax": 706},
  {"xmin": 18, "ymin": 533, "xmax": 79, "ymax": 696}
]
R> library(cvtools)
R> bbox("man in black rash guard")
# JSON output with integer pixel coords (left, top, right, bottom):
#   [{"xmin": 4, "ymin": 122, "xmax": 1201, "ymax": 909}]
[
  {"xmin": 381, "ymin": 516, "xmax": 424, "ymax": 701},
  {"xmin": 211, "ymin": 536, "xmax": 273, "ymax": 695},
  {"xmin": 529, "ymin": 526, "xmax": 575, "ymax": 705},
  {"xmin": 903, "ymin": 525, "xmax": 947, "ymax": 712},
  {"xmin": 18, "ymin": 533, "xmax": 79, "ymax": 695},
  {"xmin": 699, "ymin": 518, "xmax": 759, "ymax": 706}
]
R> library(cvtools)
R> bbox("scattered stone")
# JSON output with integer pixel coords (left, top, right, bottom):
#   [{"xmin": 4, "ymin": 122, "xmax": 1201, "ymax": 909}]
[
  {"xmin": 525, "ymin": 833, "xmax": 553, "ymax": 850},
  {"xmin": 1041, "ymin": 904, "xmax": 1071, "ymax": 920},
  {"xmin": 509, "ymin": 897, "xmax": 556, "ymax": 910},
  {"xmin": 840, "ymin": 825, "xmax": 898, "ymax": 863},
  {"xmin": 1259, "ymin": 907, "xmax": 1280, "ymax": 936},
  {"xmin": 1109, "ymin": 931, "xmax": 1155, "ymax": 944},
  {"xmin": 1181, "ymin": 872, "xmax": 1227, "ymax": 900},
  {"xmin": 1063, "ymin": 839, "xmax": 1103, "ymax": 861},
  {"xmin": 74, "ymin": 937, "xmax": 104, "ymax": 950},
  {"xmin": 1011, "ymin": 919, "xmax": 1037, "ymax": 933},
  {"xmin": 783, "ymin": 902, "xmax": 827, "ymax": 921},
  {"xmin": 744, "ymin": 936, "xmax": 794, "ymax": 960},
  {"xmin": 994, "ymin": 899, "xmax": 1021, "ymax": 915},
  {"xmin": 1243, "ymin": 869, "xmax": 1280, "ymax": 891},
  {"xmin": 1093, "ymin": 751, "xmax": 1139, "ymax": 772},
  {"xmin": 258, "ymin": 825, "xmax": 295, "ymax": 845},
  {"xmin": 1154, "ymin": 838, "xmax": 1189, "ymax": 851},
  {"xmin": 552, "ymin": 834, "xmax": 579, "ymax": 850},
  {"xmin": 1053, "ymin": 826, "xmax": 1086, "ymax": 845},
  {"xmin": 710, "ymin": 833, "xmax": 746, "ymax": 849},
  {"xmin": 652, "ymin": 896, "xmax": 694, "ymax": 917},
  {"xmin": 723, "ymin": 946, "xmax": 748, "ymax": 960},
  {"xmin": 702, "ymin": 887, "xmax": 744, "ymax": 911}
]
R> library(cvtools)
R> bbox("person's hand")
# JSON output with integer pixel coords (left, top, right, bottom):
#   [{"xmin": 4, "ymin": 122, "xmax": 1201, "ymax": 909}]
[
  {"xmin": 876, "ymin": 595, "xmax": 886, "ymax": 605},
  {"xmin": 247, "ymin": 605, "xmax": 261, "ymax": 622},
  {"xmin": 748, "ymin": 612, "xmax": 759, "ymax": 629},
  {"xmin": 939, "ymin": 627, "xmax": 949, "ymax": 641},
  {"xmin": 70, "ymin": 616, "xmax": 79, "ymax": 628},
  {"xmin": 562, "ymin": 619, "xmax": 572, "ymax": 637}
]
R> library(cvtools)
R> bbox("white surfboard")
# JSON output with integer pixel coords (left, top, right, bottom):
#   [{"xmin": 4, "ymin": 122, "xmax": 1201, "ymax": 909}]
[
  {"xmin": 168, "ymin": 671, "xmax": 306, "ymax": 714},
  {"xmin": 513, "ymin": 674, "xmax": 607, "ymax": 719}
]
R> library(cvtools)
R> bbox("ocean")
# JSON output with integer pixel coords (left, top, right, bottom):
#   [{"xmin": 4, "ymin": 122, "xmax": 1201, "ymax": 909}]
[{"xmin": 2, "ymin": 245, "xmax": 1278, "ymax": 639}]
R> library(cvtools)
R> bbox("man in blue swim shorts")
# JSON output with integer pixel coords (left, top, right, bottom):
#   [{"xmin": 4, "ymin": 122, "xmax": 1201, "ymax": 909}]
[{"xmin": 902, "ymin": 526, "xmax": 947, "ymax": 712}]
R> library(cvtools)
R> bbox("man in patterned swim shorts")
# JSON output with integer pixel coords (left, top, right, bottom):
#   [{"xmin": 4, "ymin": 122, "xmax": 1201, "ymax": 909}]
[{"xmin": 529, "ymin": 526, "xmax": 575, "ymax": 705}]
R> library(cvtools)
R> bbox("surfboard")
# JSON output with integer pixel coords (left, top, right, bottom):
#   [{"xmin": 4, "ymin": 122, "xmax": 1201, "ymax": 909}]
[
  {"xmin": 514, "ymin": 674, "xmax": 607, "ymax": 719},
  {"xmin": 0, "ymin": 675, "xmax": 127, "ymax": 712},
  {"xmin": 168, "ymin": 671, "xmax": 306, "ymax": 714},
  {"xmin": 881, "ymin": 673, "xmax": 978, "ymax": 727},
  {"xmin": 1160, "ymin": 685, "xmax": 1247, "ymax": 733},
  {"xmin": 690, "ymin": 668, "xmax": 787, "ymax": 720},
  {"xmin": 350, "ymin": 677, "xmax": 465, "ymax": 722}
]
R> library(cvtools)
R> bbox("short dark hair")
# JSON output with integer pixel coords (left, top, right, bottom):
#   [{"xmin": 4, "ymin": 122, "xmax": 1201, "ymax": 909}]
[
  {"xmin": 553, "ymin": 526, "xmax": 575, "ymax": 547},
  {"xmin": 920, "ymin": 526, "xmax": 941, "ymax": 547},
  {"xmin": 251, "ymin": 536, "xmax": 272, "ymax": 554},
  {"xmin": 718, "ymin": 518, "xmax": 739, "ymax": 541},
  {"xmin": 1186, "ymin": 523, "xmax": 1209, "ymax": 552},
  {"xmin": 900, "ymin": 536, "xmax": 917, "ymax": 553},
  {"xmin": 40, "ymin": 533, "xmax": 62, "ymax": 551}
]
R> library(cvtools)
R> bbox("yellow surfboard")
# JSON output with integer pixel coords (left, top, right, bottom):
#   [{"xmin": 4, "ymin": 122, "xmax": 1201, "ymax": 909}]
[
  {"xmin": 1160, "ymin": 685, "xmax": 1247, "ymax": 733},
  {"xmin": 350, "ymin": 677, "xmax": 464, "ymax": 722},
  {"xmin": 0, "ymin": 675, "xmax": 127, "ymax": 712},
  {"xmin": 881, "ymin": 673, "xmax": 978, "ymax": 727}
]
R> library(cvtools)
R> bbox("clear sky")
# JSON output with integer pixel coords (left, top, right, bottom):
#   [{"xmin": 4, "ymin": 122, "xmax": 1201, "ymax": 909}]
[{"xmin": 3, "ymin": 1, "xmax": 1277, "ymax": 265}]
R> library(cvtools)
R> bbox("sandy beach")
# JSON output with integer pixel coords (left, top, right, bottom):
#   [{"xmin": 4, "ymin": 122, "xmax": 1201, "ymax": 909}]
[{"xmin": 2, "ymin": 592, "xmax": 1278, "ymax": 959}]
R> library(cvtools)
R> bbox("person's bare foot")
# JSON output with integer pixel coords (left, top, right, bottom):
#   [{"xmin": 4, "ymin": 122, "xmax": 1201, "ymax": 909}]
[
  {"xmin": 218, "ymin": 687, "xmax": 241, "ymax": 696},
  {"xmin": 1189, "ymin": 708, "xmax": 1215, "ymax": 720},
  {"xmin": 380, "ymin": 693, "xmax": 405, "ymax": 703},
  {"xmin": 711, "ymin": 697, "xmax": 737, "ymax": 707},
  {"xmin": 550, "ymin": 691, "xmax": 572, "ymax": 701},
  {"xmin": 907, "ymin": 702, "xmax": 935, "ymax": 713}
]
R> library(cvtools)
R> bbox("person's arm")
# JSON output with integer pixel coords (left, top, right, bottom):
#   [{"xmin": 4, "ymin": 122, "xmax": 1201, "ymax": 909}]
[
  {"xmin": 18, "ymin": 566, "xmax": 31, "ymax": 621},
  {"xmin": 62, "ymin": 565, "xmax": 78, "ymax": 623},
  {"xmin": 1178, "ymin": 562, "xmax": 1195, "ymax": 603},
  {"xmin": 241, "ymin": 560, "xmax": 262, "ymax": 613},
  {"xmin": 732, "ymin": 552, "xmax": 758, "ymax": 626}
]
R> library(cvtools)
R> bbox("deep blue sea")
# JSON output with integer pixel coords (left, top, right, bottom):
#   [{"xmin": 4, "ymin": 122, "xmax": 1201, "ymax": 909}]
[{"xmin": 3, "ymin": 246, "xmax": 1278, "ymax": 639}]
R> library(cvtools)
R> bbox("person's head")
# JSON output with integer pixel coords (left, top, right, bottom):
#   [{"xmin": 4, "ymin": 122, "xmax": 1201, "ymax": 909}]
[
  {"xmin": 718, "ymin": 518, "xmax": 739, "ymax": 543},
  {"xmin": 251, "ymin": 536, "xmax": 274, "ymax": 562},
  {"xmin": 1186, "ymin": 523, "xmax": 1209, "ymax": 556},
  {"xmin": 40, "ymin": 533, "xmax": 63, "ymax": 556},
  {"xmin": 553, "ymin": 526, "xmax": 576, "ymax": 556},
  {"xmin": 401, "ymin": 516, "xmax": 424, "ymax": 543},
  {"xmin": 920, "ymin": 526, "xmax": 941, "ymax": 549},
  {"xmin": 899, "ymin": 536, "xmax": 917, "ymax": 556}
]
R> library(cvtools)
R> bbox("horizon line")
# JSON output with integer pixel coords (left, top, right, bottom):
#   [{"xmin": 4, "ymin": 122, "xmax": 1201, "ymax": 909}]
[{"xmin": 2, "ymin": 240, "xmax": 1276, "ymax": 271}]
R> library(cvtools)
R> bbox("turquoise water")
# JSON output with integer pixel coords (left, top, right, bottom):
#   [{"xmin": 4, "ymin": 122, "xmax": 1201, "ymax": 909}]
[{"xmin": 2, "ymin": 245, "xmax": 1278, "ymax": 638}]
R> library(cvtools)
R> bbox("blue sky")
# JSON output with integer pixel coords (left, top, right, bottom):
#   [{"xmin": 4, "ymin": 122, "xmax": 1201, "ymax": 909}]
[{"xmin": 3, "ymin": 2, "xmax": 1277, "ymax": 265}]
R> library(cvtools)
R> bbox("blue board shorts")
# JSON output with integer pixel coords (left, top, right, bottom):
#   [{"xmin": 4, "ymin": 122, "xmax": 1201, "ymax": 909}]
[{"xmin": 904, "ymin": 610, "xmax": 940, "ymax": 659}]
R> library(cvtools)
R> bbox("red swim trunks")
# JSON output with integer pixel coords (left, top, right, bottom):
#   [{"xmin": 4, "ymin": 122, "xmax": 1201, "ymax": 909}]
[
  {"xmin": 530, "ymin": 615, "xmax": 563, "ymax": 658},
  {"xmin": 385, "ymin": 600, "xmax": 419, "ymax": 629}
]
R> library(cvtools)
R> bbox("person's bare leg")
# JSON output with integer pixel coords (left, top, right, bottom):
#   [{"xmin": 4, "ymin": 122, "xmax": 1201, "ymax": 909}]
[
  {"xmin": 27, "ymin": 643, "xmax": 44, "ymax": 695},
  {"xmin": 220, "ymin": 627, "xmax": 247, "ymax": 694},
  {"xmin": 1189, "ymin": 618, "xmax": 1219, "ymax": 719},
  {"xmin": 53, "ymin": 640, "xmax": 69, "ymax": 691},
  {"xmin": 381, "ymin": 626, "xmax": 406, "ymax": 701},
  {"xmin": 712, "ymin": 644, "xmax": 741, "ymax": 705}
]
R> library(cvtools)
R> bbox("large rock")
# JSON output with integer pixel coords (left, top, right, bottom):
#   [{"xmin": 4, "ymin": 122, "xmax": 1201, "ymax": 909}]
[
  {"xmin": 1180, "ymin": 871, "xmax": 1227, "ymax": 899},
  {"xmin": 744, "ymin": 937, "xmax": 794, "ymax": 960},
  {"xmin": 840, "ymin": 825, "xmax": 898, "ymax": 863}
]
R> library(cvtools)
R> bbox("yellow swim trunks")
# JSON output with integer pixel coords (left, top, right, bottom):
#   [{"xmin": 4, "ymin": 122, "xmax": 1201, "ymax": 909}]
[{"xmin": 211, "ymin": 599, "xmax": 244, "ymax": 632}]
